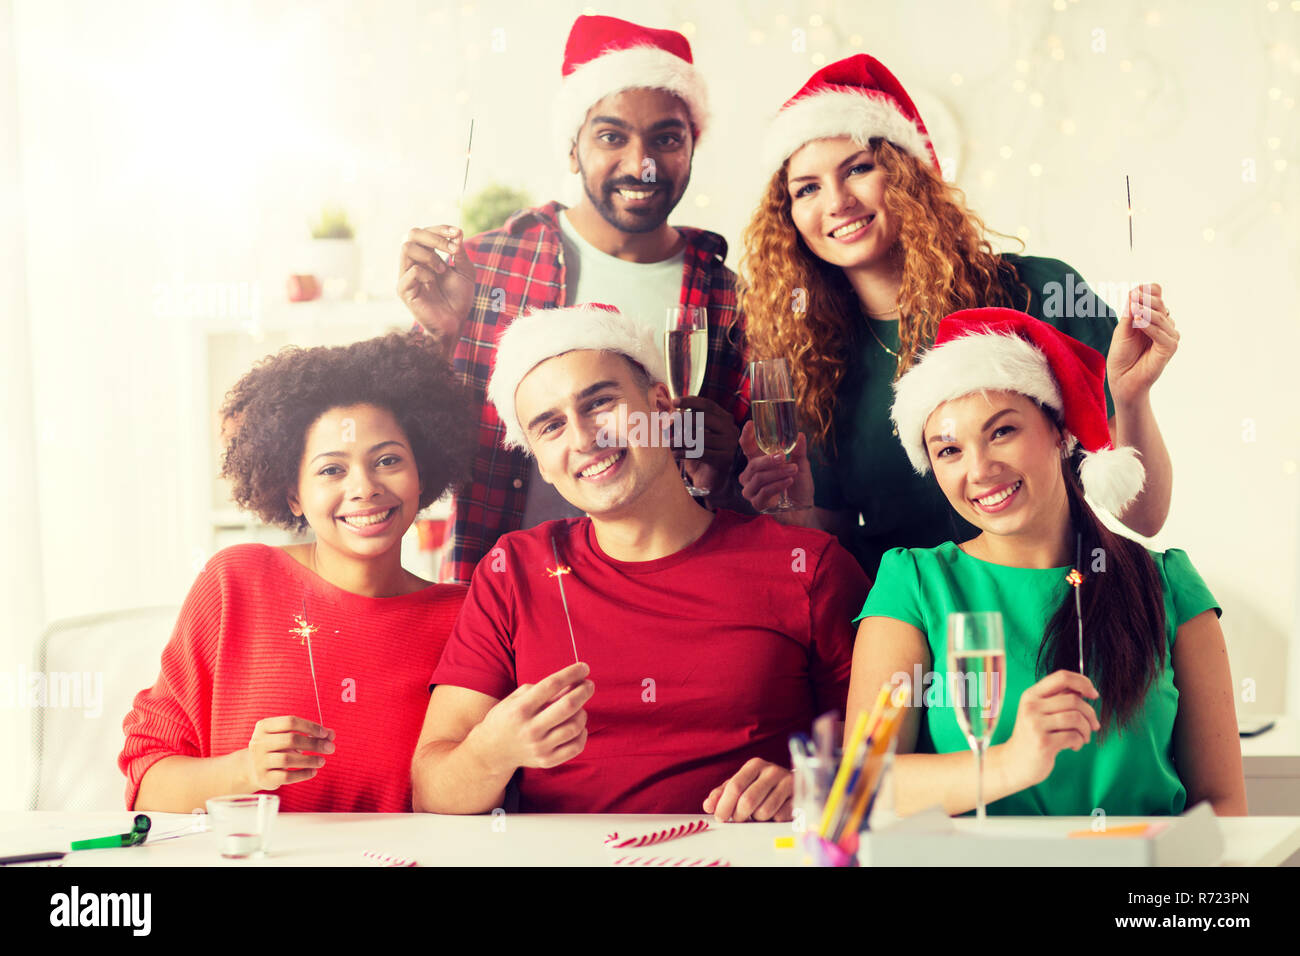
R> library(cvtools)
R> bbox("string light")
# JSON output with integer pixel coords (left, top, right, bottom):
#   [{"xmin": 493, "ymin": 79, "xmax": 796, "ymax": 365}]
[
  {"xmin": 811, "ymin": 52, "xmax": 826, "ymax": 65},
  {"xmin": 809, "ymin": 13, "xmax": 824, "ymax": 26},
  {"xmin": 999, "ymin": 145, "xmax": 1014, "ymax": 159},
  {"xmin": 1029, "ymin": 163, "xmax": 1044, "ymax": 177},
  {"xmin": 679, "ymin": 21, "xmax": 696, "ymax": 37},
  {"xmin": 749, "ymin": 29, "xmax": 765, "ymax": 44},
  {"xmin": 951, "ymin": 72, "xmax": 965, "ymax": 86},
  {"xmin": 1202, "ymin": 227, "xmax": 1216, "ymax": 242}
]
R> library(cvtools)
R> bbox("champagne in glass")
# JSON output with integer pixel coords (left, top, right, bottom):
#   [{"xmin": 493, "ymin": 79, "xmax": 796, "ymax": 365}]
[
  {"xmin": 665, "ymin": 327, "xmax": 707, "ymax": 400},
  {"xmin": 752, "ymin": 398, "xmax": 798, "ymax": 457},
  {"xmin": 664, "ymin": 307, "xmax": 709, "ymax": 496},
  {"xmin": 946, "ymin": 611, "xmax": 1007, "ymax": 824},
  {"xmin": 748, "ymin": 358, "xmax": 798, "ymax": 513}
]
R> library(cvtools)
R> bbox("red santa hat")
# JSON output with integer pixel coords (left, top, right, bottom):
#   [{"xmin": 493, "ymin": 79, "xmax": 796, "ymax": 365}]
[
  {"xmin": 890, "ymin": 308, "xmax": 1145, "ymax": 517},
  {"xmin": 762, "ymin": 54, "xmax": 940, "ymax": 176},
  {"xmin": 487, "ymin": 302, "xmax": 668, "ymax": 452},
  {"xmin": 554, "ymin": 15, "xmax": 710, "ymax": 158}
]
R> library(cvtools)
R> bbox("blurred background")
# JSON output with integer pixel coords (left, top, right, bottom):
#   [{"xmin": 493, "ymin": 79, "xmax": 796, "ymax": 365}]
[{"xmin": 2, "ymin": 0, "xmax": 1297, "ymax": 810}]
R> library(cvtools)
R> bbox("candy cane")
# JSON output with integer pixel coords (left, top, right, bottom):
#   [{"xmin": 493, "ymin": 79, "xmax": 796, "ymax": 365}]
[
  {"xmin": 613, "ymin": 855, "xmax": 730, "ymax": 867},
  {"xmin": 604, "ymin": 819, "xmax": 710, "ymax": 848},
  {"xmin": 361, "ymin": 850, "xmax": 417, "ymax": 867}
]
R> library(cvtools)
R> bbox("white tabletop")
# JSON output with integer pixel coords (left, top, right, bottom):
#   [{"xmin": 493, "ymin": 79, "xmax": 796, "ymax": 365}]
[{"xmin": 2, "ymin": 811, "xmax": 1298, "ymax": 867}]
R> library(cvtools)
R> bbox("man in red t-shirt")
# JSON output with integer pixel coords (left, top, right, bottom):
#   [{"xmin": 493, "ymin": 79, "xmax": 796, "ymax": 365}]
[{"xmin": 412, "ymin": 304, "xmax": 869, "ymax": 819}]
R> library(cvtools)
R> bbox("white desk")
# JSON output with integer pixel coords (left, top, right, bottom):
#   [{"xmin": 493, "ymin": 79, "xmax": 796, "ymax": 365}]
[
  {"xmin": 1241, "ymin": 716, "xmax": 1300, "ymax": 815},
  {"xmin": 2, "ymin": 811, "xmax": 1298, "ymax": 867}
]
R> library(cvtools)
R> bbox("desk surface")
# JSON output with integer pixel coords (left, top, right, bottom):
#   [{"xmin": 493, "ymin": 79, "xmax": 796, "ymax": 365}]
[
  {"xmin": 1240, "ymin": 716, "xmax": 1300, "ymax": 776},
  {"xmin": 3, "ymin": 811, "xmax": 1298, "ymax": 867}
]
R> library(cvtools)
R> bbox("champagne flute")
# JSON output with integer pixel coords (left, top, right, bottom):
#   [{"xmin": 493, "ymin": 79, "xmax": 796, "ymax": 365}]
[
  {"xmin": 946, "ymin": 611, "xmax": 1007, "ymax": 824},
  {"xmin": 664, "ymin": 306, "xmax": 709, "ymax": 496},
  {"xmin": 748, "ymin": 358, "xmax": 799, "ymax": 514}
]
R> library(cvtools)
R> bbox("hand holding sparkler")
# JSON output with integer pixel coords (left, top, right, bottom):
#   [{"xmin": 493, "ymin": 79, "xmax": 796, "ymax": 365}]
[
  {"xmin": 239, "ymin": 716, "xmax": 335, "ymax": 792},
  {"xmin": 398, "ymin": 224, "xmax": 477, "ymax": 348},
  {"xmin": 999, "ymin": 670, "xmax": 1100, "ymax": 793},
  {"xmin": 466, "ymin": 661, "xmax": 593, "ymax": 774}
]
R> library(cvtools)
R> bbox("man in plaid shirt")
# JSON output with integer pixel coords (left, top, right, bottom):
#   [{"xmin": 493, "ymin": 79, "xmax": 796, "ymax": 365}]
[{"xmin": 396, "ymin": 15, "xmax": 750, "ymax": 584}]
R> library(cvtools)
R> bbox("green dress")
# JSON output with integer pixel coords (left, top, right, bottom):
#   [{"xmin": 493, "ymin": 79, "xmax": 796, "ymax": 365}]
[
  {"xmin": 810, "ymin": 255, "xmax": 1119, "ymax": 580},
  {"xmin": 858, "ymin": 543, "xmax": 1221, "ymax": 816}
]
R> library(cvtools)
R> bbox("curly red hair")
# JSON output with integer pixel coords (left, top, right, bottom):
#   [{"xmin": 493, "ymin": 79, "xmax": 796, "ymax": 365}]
[{"xmin": 739, "ymin": 138, "xmax": 1026, "ymax": 449}]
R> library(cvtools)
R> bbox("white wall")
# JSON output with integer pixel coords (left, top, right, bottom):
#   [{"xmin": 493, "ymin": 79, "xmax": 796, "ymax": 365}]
[{"xmin": 2, "ymin": 0, "xmax": 1297, "ymax": 806}]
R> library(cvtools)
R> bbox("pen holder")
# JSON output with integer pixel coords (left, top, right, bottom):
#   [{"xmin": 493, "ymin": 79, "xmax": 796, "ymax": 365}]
[
  {"xmin": 792, "ymin": 758, "xmax": 862, "ymax": 867},
  {"xmin": 804, "ymin": 832, "xmax": 859, "ymax": 867}
]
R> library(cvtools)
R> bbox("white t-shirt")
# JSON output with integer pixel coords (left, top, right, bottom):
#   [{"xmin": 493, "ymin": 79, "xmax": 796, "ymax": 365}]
[{"xmin": 520, "ymin": 210, "xmax": 686, "ymax": 527}]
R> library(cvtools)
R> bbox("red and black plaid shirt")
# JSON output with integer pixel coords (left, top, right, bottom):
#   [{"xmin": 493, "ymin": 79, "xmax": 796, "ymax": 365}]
[{"xmin": 416, "ymin": 201, "xmax": 750, "ymax": 585}]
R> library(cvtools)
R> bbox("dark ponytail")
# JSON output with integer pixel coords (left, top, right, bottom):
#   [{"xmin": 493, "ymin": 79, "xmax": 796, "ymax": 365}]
[{"xmin": 1037, "ymin": 446, "xmax": 1167, "ymax": 737}]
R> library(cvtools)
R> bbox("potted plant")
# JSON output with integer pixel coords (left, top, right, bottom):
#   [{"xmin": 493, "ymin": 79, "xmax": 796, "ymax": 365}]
[{"xmin": 304, "ymin": 205, "xmax": 358, "ymax": 299}]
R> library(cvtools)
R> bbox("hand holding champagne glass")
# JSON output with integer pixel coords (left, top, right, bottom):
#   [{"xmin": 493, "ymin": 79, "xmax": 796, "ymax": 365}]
[
  {"xmin": 947, "ymin": 611, "xmax": 1007, "ymax": 823},
  {"xmin": 664, "ymin": 306, "xmax": 709, "ymax": 496},
  {"xmin": 748, "ymin": 358, "xmax": 799, "ymax": 513}
]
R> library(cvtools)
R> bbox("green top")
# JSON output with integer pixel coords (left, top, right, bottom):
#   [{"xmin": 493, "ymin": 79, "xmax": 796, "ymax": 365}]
[
  {"xmin": 858, "ymin": 543, "xmax": 1221, "ymax": 816},
  {"xmin": 811, "ymin": 255, "xmax": 1118, "ymax": 579}
]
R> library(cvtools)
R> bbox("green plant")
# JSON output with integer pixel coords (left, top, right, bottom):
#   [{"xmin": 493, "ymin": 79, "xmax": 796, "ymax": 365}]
[
  {"xmin": 309, "ymin": 206, "xmax": 354, "ymax": 240},
  {"xmin": 462, "ymin": 184, "xmax": 531, "ymax": 237}
]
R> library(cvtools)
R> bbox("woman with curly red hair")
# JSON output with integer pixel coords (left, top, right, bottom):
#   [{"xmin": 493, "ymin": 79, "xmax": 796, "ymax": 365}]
[
  {"xmin": 120, "ymin": 331, "xmax": 476, "ymax": 813},
  {"xmin": 737, "ymin": 55, "xmax": 1179, "ymax": 579}
]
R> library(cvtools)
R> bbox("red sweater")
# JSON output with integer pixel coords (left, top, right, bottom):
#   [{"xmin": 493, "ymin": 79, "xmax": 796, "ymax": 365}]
[{"xmin": 120, "ymin": 544, "xmax": 466, "ymax": 812}]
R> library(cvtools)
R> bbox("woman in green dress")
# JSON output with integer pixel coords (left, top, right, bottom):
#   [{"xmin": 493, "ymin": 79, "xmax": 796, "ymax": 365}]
[
  {"xmin": 737, "ymin": 54, "xmax": 1178, "ymax": 580},
  {"xmin": 846, "ymin": 307, "xmax": 1244, "ymax": 816}
]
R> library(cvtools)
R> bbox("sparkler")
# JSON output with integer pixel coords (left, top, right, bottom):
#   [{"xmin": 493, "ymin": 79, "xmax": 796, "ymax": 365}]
[
  {"xmin": 448, "ymin": 118, "xmax": 474, "ymax": 268},
  {"xmin": 289, "ymin": 598, "xmax": 324, "ymax": 726},
  {"xmin": 1067, "ymin": 533, "xmax": 1085, "ymax": 674},
  {"xmin": 549, "ymin": 534, "xmax": 580, "ymax": 664}
]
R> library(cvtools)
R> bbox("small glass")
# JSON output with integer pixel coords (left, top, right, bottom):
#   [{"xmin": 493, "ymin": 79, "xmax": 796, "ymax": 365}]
[{"xmin": 206, "ymin": 794, "xmax": 279, "ymax": 859}]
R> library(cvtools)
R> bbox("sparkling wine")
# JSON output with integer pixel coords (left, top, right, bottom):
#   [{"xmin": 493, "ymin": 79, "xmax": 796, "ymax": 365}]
[
  {"xmin": 664, "ymin": 329, "xmax": 707, "ymax": 399},
  {"xmin": 752, "ymin": 398, "xmax": 798, "ymax": 456},
  {"xmin": 949, "ymin": 648, "xmax": 1007, "ymax": 745}
]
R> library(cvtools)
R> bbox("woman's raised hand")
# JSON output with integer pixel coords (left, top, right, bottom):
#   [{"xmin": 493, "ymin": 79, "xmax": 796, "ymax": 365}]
[{"xmin": 1107, "ymin": 283, "xmax": 1179, "ymax": 405}]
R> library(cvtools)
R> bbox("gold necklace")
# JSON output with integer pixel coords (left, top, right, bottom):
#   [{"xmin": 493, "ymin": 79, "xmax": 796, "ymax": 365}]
[
  {"xmin": 865, "ymin": 318, "xmax": 900, "ymax": 359},
  {"xmin": 864, "ymin": 308, "xmax": 902, "ymax": 437}
]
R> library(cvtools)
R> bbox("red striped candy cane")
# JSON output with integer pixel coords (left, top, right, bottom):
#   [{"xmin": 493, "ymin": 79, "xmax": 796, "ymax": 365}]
[
  {"xmin": 604, "ymin": 819, "xmax": 710, "ymax": 848},
  {"xmin": 613, "ymin": 855, "xmax": 730, "ymax": 867},
  {"xmin": 361, "ymin": 850, "xmax": 417, "ymax": 867}
]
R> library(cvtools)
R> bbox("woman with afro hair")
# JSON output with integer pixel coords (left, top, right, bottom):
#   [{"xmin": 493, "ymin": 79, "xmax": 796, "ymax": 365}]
[
  {"xmin": 735, "ymin": 55, "xmax": 1179, "ymax": 580},
  {"xmin": 120, "ymin": 331, "xmax": 476, "ymax": 813}
]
